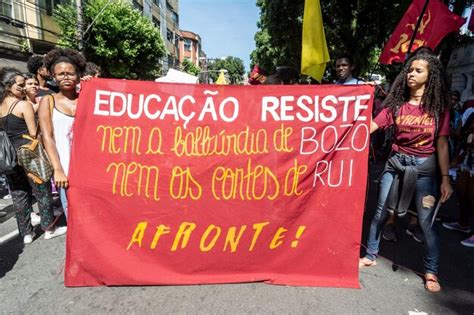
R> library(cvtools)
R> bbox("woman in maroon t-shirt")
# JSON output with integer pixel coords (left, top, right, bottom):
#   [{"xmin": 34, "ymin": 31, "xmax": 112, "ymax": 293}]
[{"xmin": 359, "ymin": 54, "xmax": 453, "ymax": 292}]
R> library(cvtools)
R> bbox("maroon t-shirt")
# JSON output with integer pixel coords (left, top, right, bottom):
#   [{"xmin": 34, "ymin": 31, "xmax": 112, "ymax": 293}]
[{"xmin": 373, "ymin": 102, "xmax": 450, "ymax": 157}]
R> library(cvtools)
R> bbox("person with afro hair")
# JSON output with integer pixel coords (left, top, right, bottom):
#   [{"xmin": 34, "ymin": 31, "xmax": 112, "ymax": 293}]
[{"xmin": 38, "ymin": 48, "xmax": 86, "ymax": 221}]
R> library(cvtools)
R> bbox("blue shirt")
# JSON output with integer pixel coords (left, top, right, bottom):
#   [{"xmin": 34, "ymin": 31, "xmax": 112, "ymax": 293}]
[{"xmin": 336, "ymin": 77, "xmax": 364, "ymax": 85}]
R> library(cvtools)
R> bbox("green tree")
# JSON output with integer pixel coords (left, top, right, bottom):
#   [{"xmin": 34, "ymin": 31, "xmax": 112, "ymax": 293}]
[
  {"xmin": 251, "ymin": 0, "xmax": 470, "ymax": 81},
  {"xmin": 207, "ymin": 57, "xmax": 245, "ymax": 84},
  {"xmin": 251, "ymin": 0, "xmax": 304, "ymax": 75},
  {"xmin": 54, "ymin": 0, "xmax": 166, "ymax": 79},
  {"xmin": 181, "ymin": 59, "xmax": 201, "ymax": 76}
]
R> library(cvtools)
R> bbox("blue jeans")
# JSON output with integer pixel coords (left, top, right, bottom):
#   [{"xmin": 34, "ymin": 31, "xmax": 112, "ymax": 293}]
[
  {"xmin": 365, "ymin": 152, "xmax": 440, "ymax": 274},
  {"xmin": 59, "ymin": 188, "xmax": 68, "ymax": 220}
]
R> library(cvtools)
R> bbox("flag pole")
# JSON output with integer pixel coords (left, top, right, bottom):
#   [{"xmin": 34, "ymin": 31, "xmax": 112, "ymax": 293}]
[{"xmin": 405, "ymin": 0, "xmax": 430, "ymax": 60}]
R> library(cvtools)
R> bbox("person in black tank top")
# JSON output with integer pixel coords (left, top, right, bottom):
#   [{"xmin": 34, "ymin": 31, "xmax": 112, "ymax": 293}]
[{"xmin": 0, "ymin": 67, "xmax": 66, "ymax": 244}]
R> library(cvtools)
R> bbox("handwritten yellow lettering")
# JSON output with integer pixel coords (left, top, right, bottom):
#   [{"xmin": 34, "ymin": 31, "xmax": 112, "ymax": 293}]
[
  {"xmin": 96, "ymin": 125, "xmax": 142, "ymax": 155},
  {"xmin": 269, "ymin": 227, "xmax": 288, "ymax": 249},
  {"xmin": 171, "ymin": 222, "xmax": 196, "ymax": 251},
  {"xmin": 150, "ymin": 224, "xmax": 171, "ymax": 249},
  {"xmin": 212, "ymin": 159, "xmax": 280, "ymax": 201},
  {"xmin": 284, "ymin": 159, "xmax": 307, "ymax": 196},
  {"xmin": 172, "ymin": 126, "xmax": 269, "ymax": 157},
  {"xmin": 146, "ymin": 127, "xmax": 164, "ymax": 155},
  {"xmin": 127, "ymin": 221, "xmax": 148, "ymax": 250},
  {"xmin": 249, "ymin": 222, "xmax": 270, "ymax": 251},
  {"xmin": 169, "ymin": 166, "xmax": 202, "ymax": 200},
  {"xmin": 291, "ymin": 226, "xmax": 306, "ymax": 248},
  {"xmin": 223, "ymin": 225, "xmax": 247, "ymax": 253},
  {"xmin": 106, "ymin": 162, "xmax": 160, "ymax": 200},
  {"xmin": 200, "ymin": 224, "xmax": 221, "ymax": 252},
  {"xmin": 273, "ymin": 124, "xmax": 294, "ymax": 152}
]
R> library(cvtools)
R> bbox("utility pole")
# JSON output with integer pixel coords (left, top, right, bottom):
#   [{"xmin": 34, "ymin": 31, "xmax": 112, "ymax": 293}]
[{"xmin": 76, "ymin": 0, "xmax": 84, "ymax": 52}]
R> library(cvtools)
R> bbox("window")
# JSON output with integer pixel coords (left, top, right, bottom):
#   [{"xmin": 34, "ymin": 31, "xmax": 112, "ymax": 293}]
[
  {"xmin": 154, "ymin": 0, "xmax": 160, "ymax": 7},
  {"xmin": 171, "ymin": 11, "xmax": 178, "ymax": 25},
  {"xmin": 0, "ymin": 0, "xmax": 13, "ymax": 18},
  {"xmin": 132, "ymin": 0, "xmax": 143, "ymax": 12},
  {"xmin": 38, "ymin": 0, "xmax": 68, "ymax": 16},
  {"xmin": 184, "ymin": 39, "xmax": 192, "ymax": 51},
  {"xmin": 168, "ymin": 55, "xmax": 178, "ymax": 69},
  {"xmin": 167, "ymin": 29, "xmax": 174, "ymax": 43},
  {"xmin": 153, "ymin": 17, "xmax": 160, "ymax": 30},
  {"xmin": 166, "ymin": 1, "xmax": 178, "ymax": 26}
]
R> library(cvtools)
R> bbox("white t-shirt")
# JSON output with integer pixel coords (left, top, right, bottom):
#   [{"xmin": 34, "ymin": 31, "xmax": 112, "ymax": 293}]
[{"xmin": 52, "ymin": 107, "xmax": 74, "ymax": 175}]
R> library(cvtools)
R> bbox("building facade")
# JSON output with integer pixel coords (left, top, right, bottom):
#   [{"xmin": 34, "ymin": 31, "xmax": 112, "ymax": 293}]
[
  {"xmin": 178, "ymin": 30, "xmax": 206, "ymax": 68},
  {"xmin": 0, "ymin": 0, "xmax": 62, "ymax": 71},
  {"xmin": 133, "ymin": 0, "xmax": 180, "ymax": 72},
  {"xmin": 0, "ymin": 0, "xmax": 179, "ymax": 73}
]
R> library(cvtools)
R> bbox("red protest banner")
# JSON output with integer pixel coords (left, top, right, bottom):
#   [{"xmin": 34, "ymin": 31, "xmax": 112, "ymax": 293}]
[
  {"xmin": 380, "ymin": 0, "xmax": 465, "ymax": 64},
  {"xmin": 65, "ymin": 79, "xmax": 373, "ymax": 288}
]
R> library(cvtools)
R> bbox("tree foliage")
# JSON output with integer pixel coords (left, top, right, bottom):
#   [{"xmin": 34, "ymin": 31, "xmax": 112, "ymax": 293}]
[
  {"xmin": 251, "ymin": 0, "xmax": 470, "ymax": 81},
  {"xmin": 208, "ymin": 57, "xmax": 245, "ymax": 84},
  {"xmin": 54, "ymin": 0, "xmax": 166, "ymax": 79},
  {"xmin": 181, "ymin": 59, "xmax": 201, "ymax": 76}
]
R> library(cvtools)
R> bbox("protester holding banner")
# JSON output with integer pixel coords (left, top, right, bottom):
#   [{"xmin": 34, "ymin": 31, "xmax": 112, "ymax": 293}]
[
  {"xmin": 335, "ymin": 55, "xmax": 364, "ymax": 85},
  {"xmin": 83, "ymin": 62, "xmax": 101, "ymax": 78},
  {"xmin": 359, "ymin": 53, "xmax": 453, "ymax": 293},
  {"xmin": 38, "ymin": 48, "xmax": 87, "ymax": 220},
  {"xmin": 0, "ymin": 67, "xmax": 61, "ymax": 244}
]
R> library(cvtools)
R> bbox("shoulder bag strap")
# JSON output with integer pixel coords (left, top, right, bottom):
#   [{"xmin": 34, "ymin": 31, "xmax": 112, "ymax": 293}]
[
  {"xmin": 49, "ymin": 95, "xmax": 55, "ymax": 115},
  {"xmin": 32, "ymin": 96, "xmax": 54, "ymax": 140}
]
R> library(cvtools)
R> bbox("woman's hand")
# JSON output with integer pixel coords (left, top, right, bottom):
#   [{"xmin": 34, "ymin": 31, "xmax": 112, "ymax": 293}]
[
  {"xmin": 54, "ymin": 169, "xmax": 69, "ymax": 189},
  {"xmin": 439, "ymin": 177, "xmax": 453, "ymax": 203}
]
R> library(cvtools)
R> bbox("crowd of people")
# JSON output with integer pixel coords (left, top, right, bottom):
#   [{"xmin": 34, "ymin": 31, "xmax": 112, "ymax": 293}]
[
  {"xmin": 0, "ymin": 48, "xmax": 100, "ymax": 242},
  {"xmin": 0, "ymin": 47, "xmax": 473, "ymax": 294}
]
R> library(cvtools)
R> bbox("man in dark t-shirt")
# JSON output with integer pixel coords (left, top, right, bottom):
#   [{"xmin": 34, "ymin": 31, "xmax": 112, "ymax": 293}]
[{"xmin": 27, "ymin": 55, "xmax": 59, "ymax": 98}]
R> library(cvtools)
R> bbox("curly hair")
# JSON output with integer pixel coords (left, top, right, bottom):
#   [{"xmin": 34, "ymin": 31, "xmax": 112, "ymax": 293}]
[
  {"xmin": 22, "ymin": 72, "xmax": 36, "ymax": 80},
  {"xmin": 84, "ymin": 61, "xmax": 101, "ymax": 77},
  {"xmin": 43, "ymin": 48, "xmax": 87, "ymax": 76},
  {"xmin": 0, "ymin": 67, "xmax": 22, "ymax": 103},
  {"xmin": 26, "ymin": 55, "xmax": 44, "ymax": 75},
  {"xmin": 383, "ymin": 54, "xmax": 449, "ymax": 132}
]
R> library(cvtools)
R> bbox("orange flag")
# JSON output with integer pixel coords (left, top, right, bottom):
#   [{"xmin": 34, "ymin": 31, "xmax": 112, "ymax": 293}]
[{"xmin": 380, "ymin": 0, "xmax": 465, "ymax": 64}]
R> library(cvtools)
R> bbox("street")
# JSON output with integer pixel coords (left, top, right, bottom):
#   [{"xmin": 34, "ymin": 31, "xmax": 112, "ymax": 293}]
[{"xmin": 1, "ymin": 162, "xmax": 473, "ymax": 314}]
